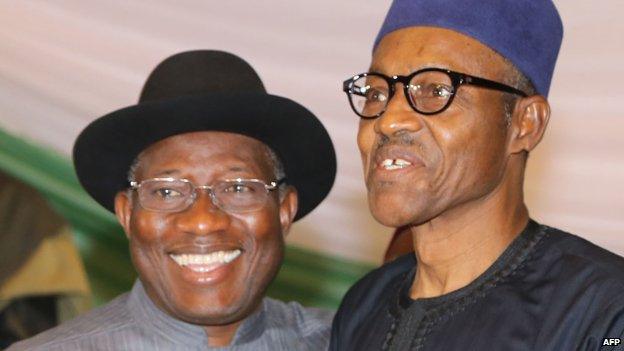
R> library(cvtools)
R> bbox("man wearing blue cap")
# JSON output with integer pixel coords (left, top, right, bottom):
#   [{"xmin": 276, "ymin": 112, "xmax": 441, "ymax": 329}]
[{"xmin": 332, "ymin": 1, "xmax": 624, "ymax": 350}]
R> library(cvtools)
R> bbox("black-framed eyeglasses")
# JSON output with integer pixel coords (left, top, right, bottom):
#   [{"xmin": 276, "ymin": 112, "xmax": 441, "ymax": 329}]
[
  {"xmin": 342, "ymin": 68, "xmax": 528, "ymax": 119},
  {"xmin": 129, "ymin": 177, "xmax": 285, "ymax": 213}
]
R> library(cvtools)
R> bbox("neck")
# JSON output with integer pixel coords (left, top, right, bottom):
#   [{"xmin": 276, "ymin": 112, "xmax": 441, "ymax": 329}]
[
  {"xmin": 204, "ymin": 320, "xmax": 243, "ymax": 347},
  {"xmin": 203, "ymin": 300, "xmax": 264, "ymax": 347},
  {"xmin": 409, "ymin": 164, "xmax": 528, "ymax": 299}
]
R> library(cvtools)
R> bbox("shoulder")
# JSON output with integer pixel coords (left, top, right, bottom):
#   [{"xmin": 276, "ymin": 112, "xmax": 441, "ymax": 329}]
[
  {"xmin": 527, "ymin": 224, "xmax": 624, "ymax": 342},
  {"xmin": 539, "ymin": 224, "xmax": 624, "ymax": 288},
  {"xmin": 338, "ymin": 253, "xmax": 414, "ymax": 315},
  {"xmin": 263, "ymin": 297, "xmax": 333, "ymax": 337},
  {"xmin": 330, "ymin": 254, "xmax": 414, "ymax": 349},
  {"xmin": 6, "ymin": 293, "xmax": 132, "ymax": 351}
]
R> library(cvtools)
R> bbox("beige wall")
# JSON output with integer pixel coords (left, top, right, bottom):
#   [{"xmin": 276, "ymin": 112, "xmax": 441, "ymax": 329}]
[{"xmin": 0, "ymin": 1, "xmax": 622, "ymax": 263}]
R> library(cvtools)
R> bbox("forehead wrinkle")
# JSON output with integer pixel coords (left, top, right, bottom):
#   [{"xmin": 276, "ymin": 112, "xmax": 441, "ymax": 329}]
[
  {"xmin": 162, "ymin": 153, "xmax": 258, "ymax": 173},
  {"xmin": 136, "ymin": 138, "xmax": 273, "ymax": 182},
  {"xmin": 151, "ymin": 169, "xmax": 180, "ymax": 178},
  {"xmin": 372, "ymin": 39, "xmax": 451, "ymax": 75},
  {"xmin": 228, "ymin": 166, "xmax": 246, "ymax": 172},
  {"xmin": 372, "ymin": 27, "xmax": 508, "ymax": 80},
  {"xmin": 139, "ymin": 132, "xmax": 278, "ymax": 188},
  {"xmin": 140, "ymin": 158, "xmax": 266, "ymax": 185},
  {"xmin": 370, "ymin": 61, "xmax": 454, "ymax": 76}
]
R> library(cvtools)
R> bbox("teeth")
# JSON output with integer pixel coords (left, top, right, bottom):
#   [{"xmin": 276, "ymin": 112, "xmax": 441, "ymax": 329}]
[
  {"xmin": 382, "ymin": 159, "xmax": 394, "ymax": 167},
  {"xmin": 170, "ymin": 250, "xmax": 241, "ymax": 267},
  {"xmin": 380, "ymin": 158, "xmax": 412, "ymax": 170}
]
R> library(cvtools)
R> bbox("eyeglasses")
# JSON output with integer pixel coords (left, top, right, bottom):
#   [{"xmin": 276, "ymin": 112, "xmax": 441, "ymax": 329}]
[
  {"xmin": 342, "ymin": 68, "xmax": 528, "ymax": 119},
  {"xmin": 129, "ymin": 177, "xmax": 284, "ymax": 213}
]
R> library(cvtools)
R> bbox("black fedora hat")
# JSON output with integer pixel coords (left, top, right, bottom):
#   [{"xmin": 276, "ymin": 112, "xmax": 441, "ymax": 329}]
[{"xmin": 73, "ymin": 50, "xmax": 336, "ymax": 221}]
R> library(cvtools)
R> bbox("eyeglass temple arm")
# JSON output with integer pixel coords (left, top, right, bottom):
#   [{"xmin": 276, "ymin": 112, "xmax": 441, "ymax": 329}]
[
  {"xmin": 267, "ymin": 177, "xmax": 288, "ymax": 190},
  {"xmin": 463, "ymin": 75, "xmax": 528, "ymax": 97},
  {"xmin": 343, "ymin": 79, "xmax": 366, "ymax": 96}
]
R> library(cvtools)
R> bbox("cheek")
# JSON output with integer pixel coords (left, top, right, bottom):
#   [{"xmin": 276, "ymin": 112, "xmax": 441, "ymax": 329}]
[
  {"xmin": 435, "ymin": 112, "xmax": 508, "ymax": 187},
  {"xmin": 128, "ymin": 213, "xmax": 171, "ymax": 273},
  {"xmin": 357, "ymin": 120, "xmax": 376, "ymax": 171},
  {"xmin": 232, "ymin": 208, "xmax": 285, "ymax": 292},
  {"xmin": 131, "ymin": 212, "xmax": 169, "ymax": 243},
  {"xmin": 232, "ymin": 203, "xmax": 284, "ymax": 251},
  {"xmin": 439, "ymin": 122, "xmax": 476, "ymax": 168},
  {"xmin": 466, "ymin": 113, "xmax": 509, "ymax": 169}
]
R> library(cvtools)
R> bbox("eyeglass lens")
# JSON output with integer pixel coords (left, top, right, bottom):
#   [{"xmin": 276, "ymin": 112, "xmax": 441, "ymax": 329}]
[
  {"xmin": 137, "ymin": 179, "xmax": 271, "ymax": 213},
  {"xmin": 348, "ymin": 71, "xmax": 456, "ymax": 117}
]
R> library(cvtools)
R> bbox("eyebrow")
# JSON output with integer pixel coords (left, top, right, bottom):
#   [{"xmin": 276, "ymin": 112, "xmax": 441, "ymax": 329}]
[
  {"xmin": 152, "ymin": 169, "xmax": 181, "ymax": 177},
  {"xmin": 228, "ymin": 166, "xmax": 247, "ymax": 173}
]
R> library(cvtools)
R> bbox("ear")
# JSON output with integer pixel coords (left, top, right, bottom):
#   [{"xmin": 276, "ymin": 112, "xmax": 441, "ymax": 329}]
[
  {"xmin": 114, "ymin": 191, "xmax": 133, "ymax": 240},
  {"xmin": 508, "ymin": 95, "xmax": 551, "ymax": 154},
  {"xmin": 278, "ymin": 186, "xmax": 298, "ymax": 238}
]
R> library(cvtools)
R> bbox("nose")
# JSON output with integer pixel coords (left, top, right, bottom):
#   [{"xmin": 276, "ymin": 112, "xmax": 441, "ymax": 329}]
[
  {"xmin": 174, "ymin": 189, "xmax": 231, "ymax": 236},
  {"xmin": 374, "ymin": 84, "xmax": 424, "ymax": 138}
]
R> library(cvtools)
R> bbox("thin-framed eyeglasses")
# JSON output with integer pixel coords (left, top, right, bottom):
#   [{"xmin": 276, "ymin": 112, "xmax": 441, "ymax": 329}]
[
  {"xmin": 129, "ymin": 177, "xmax": 285, "ymax": 213},
  {"xmin": 342, "ymin": 68, "xmax": 528, "ymax": 119}
]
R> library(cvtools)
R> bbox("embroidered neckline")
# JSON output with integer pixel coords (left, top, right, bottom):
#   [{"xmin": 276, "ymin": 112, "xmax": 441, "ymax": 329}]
[{"xmin": 383, "ymin": 220, "xmax": 547, "ymax": 350}]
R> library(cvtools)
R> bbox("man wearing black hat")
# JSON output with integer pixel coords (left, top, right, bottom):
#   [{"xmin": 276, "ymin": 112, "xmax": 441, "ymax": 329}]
[
  {"xmin": 9, "ymin": 50, "xmax": 336, "ymax": 350},
  {"xmin": 332, "ymin": 1, "xmax": 624, "ymax": 350}
]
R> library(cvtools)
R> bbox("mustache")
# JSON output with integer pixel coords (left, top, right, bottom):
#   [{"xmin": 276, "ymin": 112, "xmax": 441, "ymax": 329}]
[{"xmin": 375, "ymin": 133, "xmax": 421, "ymax": 149}]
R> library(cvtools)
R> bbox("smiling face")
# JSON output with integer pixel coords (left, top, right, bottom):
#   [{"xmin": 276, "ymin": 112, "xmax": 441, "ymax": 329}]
[
  {"xmin": 114, "ymin": 131, "xmax": 297, "ymax": 327},
  {"xmin": 358, "ymin": 27, "xmax": 518, "ymax": 228}
]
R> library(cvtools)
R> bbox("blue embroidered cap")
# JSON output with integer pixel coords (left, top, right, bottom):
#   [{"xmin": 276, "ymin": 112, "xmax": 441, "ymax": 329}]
[{"xmin": 374, "ymin": 0, "xmax": 563, "ymax": 97}]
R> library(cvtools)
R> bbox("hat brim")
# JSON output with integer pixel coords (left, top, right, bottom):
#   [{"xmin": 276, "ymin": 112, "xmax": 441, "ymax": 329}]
[{"xmin": 73, "ymin": 92, "xmax": 336, "ymax": 221}]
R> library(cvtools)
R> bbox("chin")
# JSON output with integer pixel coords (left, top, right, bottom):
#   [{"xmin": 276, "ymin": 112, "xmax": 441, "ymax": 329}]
[
  {"xmin": 369, "ymin": 192, "xmax": 433, "ymax": 228},
  {"xmin": 372, "ymin": 209, "xmax": 420, "ymax": 228},
  {"xmin": 370, "ymin": 201, "xmax": 414, "ymax": 227},
  {"xmin": 153, "ymin": 281, "xmax": 254, "ymax": 324}
]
